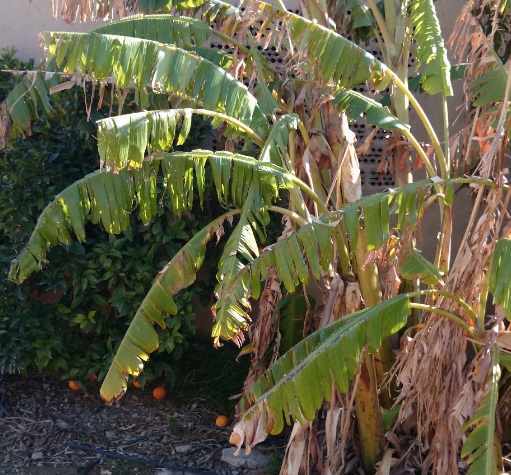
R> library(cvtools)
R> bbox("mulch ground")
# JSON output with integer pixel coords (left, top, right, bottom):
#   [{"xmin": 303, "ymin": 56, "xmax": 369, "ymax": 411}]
[{"xmin": 0, "ymin": 372, "xmax": 274, "ymax": 475}]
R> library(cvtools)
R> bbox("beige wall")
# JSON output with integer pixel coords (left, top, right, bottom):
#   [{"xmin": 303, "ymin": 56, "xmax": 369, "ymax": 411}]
[
  {"xmin": 0, "ymin": 0, "xmax": 92, "ymax": 64},
  {"xmin": 1, "ymin": 0, "xmax": 465, "ymax": 67}
]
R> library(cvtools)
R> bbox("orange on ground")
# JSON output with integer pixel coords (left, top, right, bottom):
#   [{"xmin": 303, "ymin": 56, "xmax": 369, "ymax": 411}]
[
  {"xmin": 132, "ymin": 380, "xmax": 142, "ymax": 388},
  {"xmin": 68, "ymin": 381, "xmax": 80, "ymax": 391},
  {"xmin": 153, "ymin": 386, "xmax": 166, "ymax": 400},
  {"xmin": 215, "ymin": 415, "xmax": 229, "ymax": 427}
]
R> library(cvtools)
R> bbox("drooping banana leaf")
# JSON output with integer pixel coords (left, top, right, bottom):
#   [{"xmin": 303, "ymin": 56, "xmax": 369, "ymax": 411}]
[
  {"xmin": 39, "ymin": 32, "xmax": 267, "ymax": 134},
  {"xmin": 451, "ymin": 12, "xmax": 507, "ymax": 115},
  {"xmin": 410, "ymin": 0, "xmax": 453, "ymax": 96},
  {"xmin": 211, "ymin": 185, "xmax": 266, "ymax": 345},
  {"xmin": 461, "ymin": 349, "xmax": 502, "ymax": 475},
  {"xmin": 489, "ymin": 238, "xmax": 511, "ymax": 320},
  {"xmin": 332, "ymin": 0, "xmax": 374, "ymax": 35},
  {"xmin": 213, "ymin": 219, "xmax": 335, "ymax": 346},
  {"xmin": 93, "ymin": 15, "xmax": 233, "ymax": 67},
  {"xmin": 340, "ymin": 179, "xmax": 431, "ymax": 253},
  {"xmin": 100, "ymin": 209, "xmax": 240, "ymax": 402},
  {"xmin": 97, "ymin": 108, "xmax": 264, "ymax": 171},
  {"xmin": 254, "ymin": 1, "xmax": 391, "ymax": 92},
  {"xmin": 211, "ymin": 115, "xmax": 302, "ymax": 344},
  {"xmin": 400, "ymin": 249, "xmax": 444, "ymax": 287},
  {"xmin": 92, "ymin": 14, "xmax": 215, "ymax": 48},
  {"xmin": 333, "ymin": 90, "xmax": 409, "ymax": 132},
  {"xmin": 6, "ymin": 73, "xmax": 55, "ymax": 137},
  {"xmin": 256, "ymin": 113, "xmax": 308, "ymax": 219},
  {"xmin": 231, "ymin": 294, "xmax": 410, "ymax": 449},
  {"xmin": 52, "ymin": 0, "xmax": 207, "ymax": 23},
  {"xmin": 245, "ymin": 32, "xmax": 280, "ymax": 118},
  {"xmin": 278, "ymin": 294, "xmax": 314, "ymax": 354},
  {"xmin": 470, "ymin": 67, "xmax": 508, "ymax": 109},
  {"xmin": 188, "ymin": 47, "xmax": 232, "ymax": 68},
  {"xmin": 257, "ymin": 114, "xmax": 299, "ymax": 166},
  {"xmin": 93, "ymin": 13, "xmax": 280, "ymax": 118},
  {"xmin": 408, "ymin": 63, "xmax": 467, "ymax": 93},
  {"xmin": 196, "ymin": 0, "xmax": 237, "ymax": 24},
  {"xmin": 174, "ymin": 0, "xmax": 392, "ymax": 93},
  {"xmin": 9, "ymin": 151, "xmax": 296, "ymax": 283}
]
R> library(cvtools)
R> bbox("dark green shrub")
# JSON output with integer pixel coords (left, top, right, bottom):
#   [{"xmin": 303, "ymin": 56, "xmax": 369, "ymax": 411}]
[
  {"xmin": 0, "ymin": 48, "xmax": 34, "ymax": 103},
  {"xmin": 0, "ymin": 55, "xmax": 216, "ymax": 386}
]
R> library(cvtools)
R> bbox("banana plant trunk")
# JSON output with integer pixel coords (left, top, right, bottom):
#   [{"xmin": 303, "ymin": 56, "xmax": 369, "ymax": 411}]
[
  {"xmin": 354, "ymin": 228, "xmax": 386, "ymax": 471},
  {"xmin": 355, "ymin": 350, "xmax": 385, "ymax": 475}
]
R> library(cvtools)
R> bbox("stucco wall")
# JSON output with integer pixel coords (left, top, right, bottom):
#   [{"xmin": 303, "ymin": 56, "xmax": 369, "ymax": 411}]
[
  {"xmin": 2, "ymin": 0, "xmax": 465, "ymax": 65},
  {"xmin": 0, "ymin": 0, "xmax": 93, "ymax": 63}
]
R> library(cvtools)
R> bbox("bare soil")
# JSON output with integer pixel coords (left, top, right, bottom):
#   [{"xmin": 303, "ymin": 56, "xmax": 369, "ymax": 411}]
[{"xmin": 0, "ymin": 372, "xmax": 274, "ymax": 475}]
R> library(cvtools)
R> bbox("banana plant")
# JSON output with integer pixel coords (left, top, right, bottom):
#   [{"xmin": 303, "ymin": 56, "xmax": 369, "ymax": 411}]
[{"xmin": 6, "ymin": 0, "xmax": 511, "ymax": 473}]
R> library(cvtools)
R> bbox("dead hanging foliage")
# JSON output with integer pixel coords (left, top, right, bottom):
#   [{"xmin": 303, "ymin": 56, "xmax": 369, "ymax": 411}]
[
  {"xmin": 279, "ymin": 422, "xmax": 312, "ymax": 475},
  {"xmin": 394, "ymin": 314, "xmax": 468, "ymax": 475},
  {"xmin": 393, "ymin": 181, "xmax": 505, "ymax": 475},
  {"xmin": 410, "ymin": 28, "xmax": 511, "ymax": 468},
  {"xmin": 446, "ymin": 0, "xmax": 511, "ymax": 182},
  {"xmin": 240, "ymin": 267, "xmax": 283, "ymax": 395},
  {"xmin": 0, "ymin": 102, "xmax": 12, "ymax": 149},
  {"xmin": 447, "ymin": 4, "xmax": 495, "ymax": 109},
  {"xmin": 447, "ymin": 3, "xmax": 508, "ymax": 130},
  {"xmin": 449, "ymin": 117, "xmax": 494, "ymax": 178},
  {"xmin": 326, "ymin": 380, "xmax": 359, "ymax": 474},
  {"xmin": 51, "ymin": 0, "xmax": 139, "ymax": 23},
  {"xmin": 448, "ymin": 1, "xmax": 511, "ymax": 181}
]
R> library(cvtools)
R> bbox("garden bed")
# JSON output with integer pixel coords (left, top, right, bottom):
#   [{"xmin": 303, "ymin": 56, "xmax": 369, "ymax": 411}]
[{"xmin": 0, "ymin": 345, "xmax": 278, "ymax": 475}]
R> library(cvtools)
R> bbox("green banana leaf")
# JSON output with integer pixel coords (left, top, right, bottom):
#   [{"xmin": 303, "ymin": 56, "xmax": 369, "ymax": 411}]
[
  {"xmin": 489, "ymin": 238, "xmax": 511, "ymax": 320},
  {"xmin": 8, "ymin": 151, "xmax": 296, "ymax": 283},
  {"xmin": 461, "ymin": 349, "xmax": 502, "ymax": 475},
  {"xmin": 233, "ymin": 294, "xmax": 410, "ymax": 447},
  {"xmin": 410, "ymin": 0, "xmax": 453, "ymax": 96},
  {"xmin": 97, "ymin": 108, "xmax": 263, "ymax": 171},
  {"xmin": 100, "ymin": 209, "xmax": 240, "ymax": 401}
]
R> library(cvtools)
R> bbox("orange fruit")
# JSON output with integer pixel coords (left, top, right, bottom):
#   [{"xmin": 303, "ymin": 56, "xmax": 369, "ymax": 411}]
[
  {"xmin": 132, "ymin": 380, "xmax": 142, "ymax": 389},
  {"xmin": 153, "ymin": 386, "xmax": 166, "ymax": 400},
  {"xmin": 89, "ymin": 374, "xmax": 97, "ymax": 383},
  {"xmin": 215, "ymin": 415, "xmax": 229, "ymax": 427},
  {"xmin": 68, "ymin": 381, "xmax": 80, "ymax": 391}
]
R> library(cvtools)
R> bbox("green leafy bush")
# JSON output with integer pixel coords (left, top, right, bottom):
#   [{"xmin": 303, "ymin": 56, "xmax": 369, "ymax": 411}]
[
  {"xmin": 0, "ymin": 56, "xmax": 215, "ymax": 386},
  {"xmin": 0, "ymin": 48, "xmax": 34, "ymax": 103}
]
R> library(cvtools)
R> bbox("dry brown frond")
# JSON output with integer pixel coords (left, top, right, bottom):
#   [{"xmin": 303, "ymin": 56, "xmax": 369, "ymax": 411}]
[
  {"xmin": 447, "ymin": 5, "xmax": 511, "ymax": 181},
  {"xmin": 0, "ymin": 102, "xmax": 12, "ymax": 150},
  {"xmin": 394, "ymin": 318, "xmax": 467, "ymax": 475},
  {"xmin": 240, "ymin": 268, "xmax": 282, "ymax": 395},
  {"xmin": 318, "ymin": 273, "xmax": 345, "ymax": 328},
  {"xmin": 448, "ymin": 5, "xmax": 501, "ymax": 103},
  {"xmin": 230, "ymin": 400, "xmax": 276, "ymax": 454},
  {"xmin": 393, "ymin": 177, "xmax": 507, "ymax": 474},
  {"xmin": 52, "ymin": 0, "xmax": 137, "ymax": 23},
  {"xmin": 279, "ymin": 422, "xmax": 311, "ymax": 475},
  {"xmin": 449, "ymin": 116, "xmax": 494, "ymax": 177}
]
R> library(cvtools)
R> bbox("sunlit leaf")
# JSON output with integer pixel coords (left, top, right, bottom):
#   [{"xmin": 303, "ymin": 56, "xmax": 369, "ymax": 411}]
[
  {"xmin": 461, "ymin": 350, "xmax": 502, "ymax": 475},
  {"xmin": 233, "ymin": 295, "xmax": 410, "ymax": 449}
]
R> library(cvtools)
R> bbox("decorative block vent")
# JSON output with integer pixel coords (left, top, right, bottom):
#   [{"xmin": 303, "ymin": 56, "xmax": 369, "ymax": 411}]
[{"xmin": 207, "ymin": 6, "xmax": 420, "ymax": 192}]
